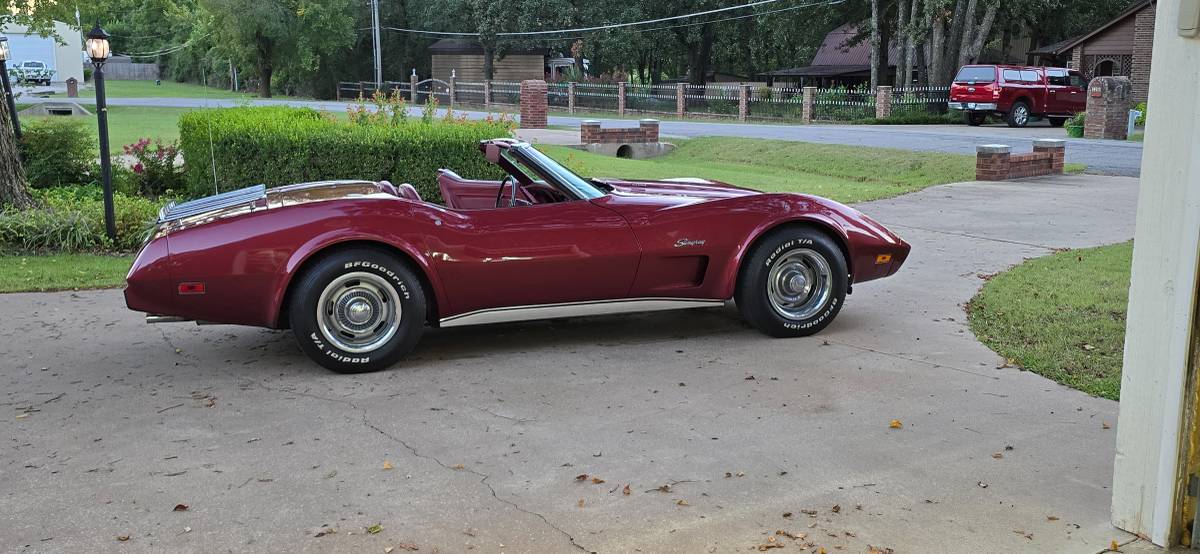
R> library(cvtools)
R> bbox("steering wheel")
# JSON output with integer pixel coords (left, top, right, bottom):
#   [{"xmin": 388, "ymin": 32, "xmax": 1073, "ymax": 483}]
[{"xmin": 495, "ymin": 175, "xmax": 517, "ymax": 208}]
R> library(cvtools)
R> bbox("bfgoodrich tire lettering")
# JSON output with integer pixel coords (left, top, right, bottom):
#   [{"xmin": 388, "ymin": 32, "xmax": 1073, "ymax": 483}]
[
  {"xmin": 736, "ymin": 228, "xmax": 848, "ymax": 338},
  {"xmin": 288, "ymin": 248, "xmax": 426, "ymax": 373}
]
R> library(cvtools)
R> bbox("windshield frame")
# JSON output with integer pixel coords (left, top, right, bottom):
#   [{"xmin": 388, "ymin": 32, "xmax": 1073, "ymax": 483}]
[{"xmin": 508, "ymin": 144, "xmax": 606, "ymax": 200}]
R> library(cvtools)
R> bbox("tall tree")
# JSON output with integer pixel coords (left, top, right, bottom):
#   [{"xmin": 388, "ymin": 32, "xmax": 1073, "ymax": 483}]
[{"xmin": 0, "ymin": 5, "xmax": 61, "ymax": 208}]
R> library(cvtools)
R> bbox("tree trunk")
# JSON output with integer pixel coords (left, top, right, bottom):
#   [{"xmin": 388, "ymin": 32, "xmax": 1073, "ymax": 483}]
[
  {"xmin": 955, "ymin": 0, "xmax": 980, "ymax": 68},
  {"xmin": 0, "ymin": 96, "xmax": 34, "ymax": 209},
  {"xmin": 897, "ymin": 0, "xmax": 910, "ymax": 86},
  {"xmin": 878, "ymin": 7, "xmax": 892, "ymax": 86},
  {"xmin": 255, "ymin": 33, "xmax": 274, "ymax": 98},
  {"xmin": 943, "ymin": 0, "xmax": 969, "ymax": 83},
  {"xmin": 927, "ymin": 0, "xmax": 945, "ymax": 87},
  {"xmin": 869, "ymin": 0, "xmax": 882, "ymax": 89},
  {"xmin": 965, "ymin": 2, "xmax": 999, "ymax": 64},
  {"xmin": 483, "ymin": 45, "xmax": 495, "ymax": 80}
]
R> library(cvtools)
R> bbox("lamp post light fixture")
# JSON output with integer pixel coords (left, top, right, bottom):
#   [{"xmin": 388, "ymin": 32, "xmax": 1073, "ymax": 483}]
[
  {"xmin": 0, "ymin": 35, "xmax": 20, "ymax": 141},
  {"xmin": 86, "ymin": 22, "xmax": 116, "ymax": 242}
]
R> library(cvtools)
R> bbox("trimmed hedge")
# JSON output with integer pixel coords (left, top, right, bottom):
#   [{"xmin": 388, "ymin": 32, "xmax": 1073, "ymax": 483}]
[{"xmin": 179, "ymin": 107, "xmax": 511, "ymax": 202}]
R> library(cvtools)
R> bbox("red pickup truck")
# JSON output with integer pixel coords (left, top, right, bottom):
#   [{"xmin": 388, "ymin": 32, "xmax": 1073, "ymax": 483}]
[{"xmin": 948, "ymin": 65, "xmax": 1088, "ymax": 127}]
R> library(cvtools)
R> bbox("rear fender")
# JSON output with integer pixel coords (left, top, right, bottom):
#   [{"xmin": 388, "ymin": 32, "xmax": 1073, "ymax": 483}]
[{"xmin": 269, "ymin": 230, "xmax": 447, "ymax": 328}]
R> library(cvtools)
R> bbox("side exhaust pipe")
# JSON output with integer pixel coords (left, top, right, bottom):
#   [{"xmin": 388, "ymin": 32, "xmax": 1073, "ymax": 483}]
[{"xmin": 146, "ymin": 315, "xmax": 192, "ymax": 324}]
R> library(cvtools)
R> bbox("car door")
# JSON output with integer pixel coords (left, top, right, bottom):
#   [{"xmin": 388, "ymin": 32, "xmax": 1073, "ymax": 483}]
[
  {"xmin": 1045, "ymin": 68, "xmax": 1071, "ymax": 114},
  {"xmin": 1066, "ymin": 72, "xmax": 1089, "ymax": 113},
  {"xmin": 430, "ymin": 199, "xmax": 641, "ymax": 317}
]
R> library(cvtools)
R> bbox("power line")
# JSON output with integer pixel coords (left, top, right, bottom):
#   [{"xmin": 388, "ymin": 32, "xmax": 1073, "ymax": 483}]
[
  {"xmin": 377, "ymin": 0, "xmax": 840, "ymax": 38},
  {"xmin": 115, "ymin": 33, "xmax": 208, "ymax": 59}
]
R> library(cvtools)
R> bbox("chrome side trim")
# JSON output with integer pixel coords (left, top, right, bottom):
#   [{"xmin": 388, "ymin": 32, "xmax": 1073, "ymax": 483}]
[
  {"xmin": 146, "ymin": 315, "xmax": 191, "ymax": 324},
  {"xmin": 439, "ymin": 297, "xmax": 726, "ymax": 328}
]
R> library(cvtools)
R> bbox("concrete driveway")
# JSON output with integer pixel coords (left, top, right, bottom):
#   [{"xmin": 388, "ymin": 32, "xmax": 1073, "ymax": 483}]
[
  {"xmin": 23, "ymin": 95, "xmax": 1144, "ymax": 177},
  {"xmin": 1, "ymin": 174, "xmax": 1137, "ymax": 553}
]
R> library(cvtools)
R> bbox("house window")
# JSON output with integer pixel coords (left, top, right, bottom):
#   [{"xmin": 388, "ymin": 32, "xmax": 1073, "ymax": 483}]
[{"xmin": 1095, "ymin": 59, "xmax": 1117, "ymax": 76}]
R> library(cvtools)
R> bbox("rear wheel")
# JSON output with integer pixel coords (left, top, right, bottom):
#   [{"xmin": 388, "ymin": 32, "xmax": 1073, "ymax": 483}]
[
  {"xmin": 1048, "ymin": 116, "xmax": 1067, "ymax": 127},
  {"xmin": 1006, "ymin": 101, "xmax": 1031, "ymax": 127},
  {"xmin": 965, "ymin": 112, "xmax": 987, "ymax": 126},
  {"xmin": 288, "ymin": 248, "xmax": 426, "ymax": 373},
  {"xmin": 736, "ymin": 228, "xmax": 848, "ymax": 337}
]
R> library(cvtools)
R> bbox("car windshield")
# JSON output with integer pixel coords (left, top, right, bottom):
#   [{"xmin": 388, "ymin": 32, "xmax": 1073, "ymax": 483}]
[
  {"xmin": 955, "ymin": 66, "xmax": 995, "ymax": 83},
  {"xmin": 512, "ymin": 145, "xmax": 606, "ymax": 200}
]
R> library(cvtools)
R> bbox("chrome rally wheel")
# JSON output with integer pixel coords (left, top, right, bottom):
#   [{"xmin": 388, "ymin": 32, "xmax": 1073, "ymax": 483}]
[
  {"xmin": 766, "ymin": 249, "xmax": 834, "ymax": 321},
  {"xmin": 736, "ymin": 228, "xmax": 848, "ymax": 338},
  {"xmin": 289, "ymin": 249, "xmax": 426, "ymax": 373},
  {"xmin": 317, "ymin": 272, "xmax": 402, "ymax": 354}
]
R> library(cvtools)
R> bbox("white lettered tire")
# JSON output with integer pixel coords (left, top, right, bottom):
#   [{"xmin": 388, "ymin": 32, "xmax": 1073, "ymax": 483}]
[
  {"xmin": 736, "ymin": 228, "xmax": 848, "ymax": 337},
  {"xmin": 288, "ymin": 248, "xmax": 426, "ymax": 373}
]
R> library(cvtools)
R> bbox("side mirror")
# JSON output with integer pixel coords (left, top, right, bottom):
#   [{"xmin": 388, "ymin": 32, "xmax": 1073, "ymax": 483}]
[{"xmin": 485, "ymin": 143, "xmax": 501, "ymax": 164}]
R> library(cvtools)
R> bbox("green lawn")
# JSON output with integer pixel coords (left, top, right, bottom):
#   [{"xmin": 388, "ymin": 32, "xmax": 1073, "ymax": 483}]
[
  {"xmin": 23, "ymin": 105, "xmax": 196, "ymax": 156},
  {"xmin": 0, "ymin": 254, "xmax": 133, "ymax": 293},
  {"xmin": 75, "ymin": 80, "xmax": 255, "ymax": 100},
  {"xmin": 967, "ymin": 242, "xmax": 1133, "ymax": 400},
  {"xmin": 542, "ymin": 138, "xmax": 978, "ymax": 203}
]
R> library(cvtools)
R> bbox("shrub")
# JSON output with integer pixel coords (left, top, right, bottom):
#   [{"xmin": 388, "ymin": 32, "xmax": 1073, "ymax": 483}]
[
  {"xmin": 123, "ymin": 138, "xmax": 185, "ymax": 196},
  {"xmin": 1134, "ymin": 101, "xmax": 1146, "ymax": 126},
  {"xmin": 0, "ymin": 185, "xmax": 161, "ymax": 252},
  {"xmin": 19, "ymin": 118, "xmax": 96, "ymax": 188},
  {"xmin": 178, "ymin": 106, "xmax": 513, "ymax": 202}
]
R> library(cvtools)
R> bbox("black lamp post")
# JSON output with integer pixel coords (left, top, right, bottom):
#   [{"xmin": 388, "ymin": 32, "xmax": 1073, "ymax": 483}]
[
  {"xmin": 0, "ymin": 35, "xmax": 20, "ymax": 141},
  {"xmin": 86, "ymin": 23, "xmax": 116, "ymax": 242}
]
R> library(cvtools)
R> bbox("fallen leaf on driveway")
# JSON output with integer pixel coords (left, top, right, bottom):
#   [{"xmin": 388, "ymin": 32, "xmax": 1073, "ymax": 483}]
[
  {"xmin": 978, "ymin": 481, "xmax": 989, "ymax": 488},
  {"xmin": 383, "ymin": 461, "xmax": 394, "ymax": 470},
  {"xmin": 577, "ymin": 498, "xmax": 585, "ymax": 508},
  {"xmin": 831, "ymin": 504, "xmax": 841, "ymax": 513},
  {"xmin": 1047, "ymin": 516, "xmax": 1060, "ymax": 521},
  {"xmin": 396, "ymin": 543, "xmax": 419, "ymax": 551},
  {"xmin": 889, "ymin": 419, "xmax": 903, "ymax": 429},
  {"xmin": 15, "ymin": 413, "xmax": 29, "ymax": 419},
  {"xmin": 756, "ymin": 536, "xmax": 784, "ymax": 550},
  {"xmin": 676, "ymin": 499, "xmax": 689, "ymax": 506},
  {"xmin": 1102, "ymin": 422, "xmax": 1111, "ymax": 430},
  {"xmin": 451, "ymin": 464, "xmax": 465, "ymax": 470},
  {"xmin": 992, "ymin": 453, "xmax": 1004, "ymax": 459},
  {"xmin": 366, "ymin": 524, "xmax": 383, "ymax": 535},
  {"xmin": 799, "ymin": 509, "xmax": 818, "ymax": 516},
  {"xmin": 385, "ymin": 548, "xmax": 395, "ymax": 553},
  {"xmin": 173, "ymin": 504, "xmax": 189, "ymax": 512},
  {"xmin": 591, "ymin": 477, "xmax": 605, "ymax": 484},
  {"xmin": 575, "ymin": 474, "xmax": 589, "ymax": 481},
  {"xmin": 782, "ymin": 512, "xmax": 793, "ymax": 518},
  {"xmin": 314, "ymin": 528, "xmax": 336, "ymax": 537},
  {"xmin": 868, "ymin": 546, "xmax": 894, "ymax": 554},
  {"xmin": 116, "ymin": 534, "xmax": 130, "ymax": 542},
  {"xmin": 623, "ymin": 484, "xmax": 631, "ymax": 496},
  {"xmin": 775, "ymin": 530, "xmax": 805, "ymax": 540}
]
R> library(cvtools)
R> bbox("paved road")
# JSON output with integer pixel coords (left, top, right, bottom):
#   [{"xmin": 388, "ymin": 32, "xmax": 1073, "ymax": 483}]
[
  {"xmin": 2, "ymin": 174, "xmax": 1138, "ymax": 553},
  {"xmin": 26, "ymin": 95, "xmax": 1144, "ymax": 176}
]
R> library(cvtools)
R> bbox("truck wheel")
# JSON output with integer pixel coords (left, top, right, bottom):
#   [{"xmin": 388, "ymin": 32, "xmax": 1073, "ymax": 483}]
[
  {"xmin": 736, "ymin": 228, "xmax": 848, "ymax": 338},
  {"xmin": 1006, "ymin": 101, "xmax": 1031, "ymax": 127},
  {"xmin": 288, "ymin": 248, "xmax": 426, "ymax": 373},
  {"xmin": 1048, "ymin": 116, "xmax": 1067, "ymax": 127},
  {"xmin": 965, "ymin": 112, "xmax": 987, "ymax": 126}
]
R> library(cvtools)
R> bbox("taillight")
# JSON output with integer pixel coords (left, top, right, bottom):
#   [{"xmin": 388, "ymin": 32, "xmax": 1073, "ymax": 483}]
[{"xmin": 992, "ymin": 85, "xmax": 1000, "ymax": 99}]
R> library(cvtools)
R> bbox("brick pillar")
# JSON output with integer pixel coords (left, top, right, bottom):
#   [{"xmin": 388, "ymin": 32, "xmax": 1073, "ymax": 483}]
[
  {"xmin": 448, "ymin": 74, "xmax": 456, "ymax": 107},
  {"xmin": 66, "ymin": 77, "xmax": 78, "ymax": 98},
  {"xmin": 976, "ymin": 144, "xmax": 1012, "ymax": 181},
  {"xmin": 484, "ymin": 80, "xmax": 492, "ymax": 108},
  {"xmin": 1084, "ymin": 76, "xmax": 1132, "ymax": 140},
  {"xmin": 1131, "ymin": 2, "xmax": 1156, "ymax": 104},
  {"xmin": 1033, "ymin": 139, "xmax": 1066, "ymax": 174},
  {"xmin": 676, "ymin": 83, "xmax": 686, "ymax": 118},
  {"xmin": 640, "ymin": 119, "xmax": 659, "ymax": 142},
  {"xmin": 409, "ymin": 72, "xmax": 419, "ymax": 103},
  {"xmin": 875, "ymin": 85, "xmax": 892, "ymax": 119},
  {"xmin": 618, "ymin": 82, "xmax": 627, "ymax": 116},
  {"xmin": 802, "ymin": 86, "xmax": 816, "ymax": 123},
  {"xmin": 568, "ymin": 82, "xmax": 576, "ymax": 114},
  {"xmin": 580, "ymin": 120, "xmax": 600, "ymax": 144},
  {"xmin": 520, "ymin": 79, "xmax": 548, "ymax": 129},
  {"xmin": 738, "ymin": 84, "xmax": 750, "ymax": 121}
]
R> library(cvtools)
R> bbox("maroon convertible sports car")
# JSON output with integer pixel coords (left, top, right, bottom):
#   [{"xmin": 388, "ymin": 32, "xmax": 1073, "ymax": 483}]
[{"xmin": 126, "ymin": 138, "xmax": 910, "ymax": 373}]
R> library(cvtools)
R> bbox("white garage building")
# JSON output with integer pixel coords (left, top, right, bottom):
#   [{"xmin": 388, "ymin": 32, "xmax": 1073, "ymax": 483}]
[{"xmin": 2, "ymin": 20, "xmax": 84, "ymax": 84}]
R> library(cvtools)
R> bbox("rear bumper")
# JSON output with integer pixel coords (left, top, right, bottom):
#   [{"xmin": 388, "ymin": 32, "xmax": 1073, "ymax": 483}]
[{"xmin": 947, "ymin": 102, "xmax": 998, "ymax": 111}]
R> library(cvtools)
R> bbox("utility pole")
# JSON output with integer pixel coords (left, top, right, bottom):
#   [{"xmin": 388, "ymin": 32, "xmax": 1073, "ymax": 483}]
[{"xmin": 371, "ymin": 0, "xmax": 382, "ymax": 88}]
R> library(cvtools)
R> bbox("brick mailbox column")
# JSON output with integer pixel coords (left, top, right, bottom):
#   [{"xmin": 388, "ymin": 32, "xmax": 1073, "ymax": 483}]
[
  {"xmin": 738, "ymin": 84, "xmax": 750, "ymax": 121},
  {"xmin": 1032, "ymin": 139, "xmax": 1066, "ymax": 174},
  {"xmin": 875, "ymin": 85, "xmax": 892, "ymax": 119},
  {"xmin": 567, "ymin": 82, "xmax": 577, "ymax": 114},
  {"xmin": 1084, "ymin": 76, "xmax": 1133, "ymax": 140},
  {"xmin": 802, "ymin": 86, "xmax": 816, "ymax": 123},
  {"xmin": 617, "ymin": 82, "xmax": 627, "ymax": 116},
  {"xmin": 976, "ymin": 144, "xmax": 1012, "ymax": 181},
  {"xmin": 66, "ymin": 77, "xmax": 79, "ymax": 98},
  {"xmin": 520, "ymin": 79, "xmax": 548, "ymax": 129},
  {"xmin": 409, "ymin": 71, "xmax": 419, "ymax": 103},
  {"xmin": 676, "ymin": 83, "xmax": 686, "ymax": 118}
]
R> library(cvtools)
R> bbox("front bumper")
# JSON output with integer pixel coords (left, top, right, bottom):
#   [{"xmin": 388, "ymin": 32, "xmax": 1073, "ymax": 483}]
[{"xmin": 947, "ymin": 102, "xmax": 998, "ymax": 111}]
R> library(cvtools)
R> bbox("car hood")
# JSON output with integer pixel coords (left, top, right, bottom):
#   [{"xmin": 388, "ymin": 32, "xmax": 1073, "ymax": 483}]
[{"xmin": 592, "ymin": 177, "xmax": 761, "ymax": 201}]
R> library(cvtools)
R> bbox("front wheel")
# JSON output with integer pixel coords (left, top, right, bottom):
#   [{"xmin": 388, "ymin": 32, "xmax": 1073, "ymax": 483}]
[
  {"xmin": 736, "ymin": 228, "xmax": 848, "ymax": 337},
  {"xmin": 288, "ymin": 248, "xmax": 426, "ymax": 373}
]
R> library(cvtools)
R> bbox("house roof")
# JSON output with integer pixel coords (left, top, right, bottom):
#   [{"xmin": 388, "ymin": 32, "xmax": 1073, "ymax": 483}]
[
  {"xmin": 1028, "ymin": 36, "xmax": 1079, "ymax": 56},
  {"xmin": 428, "ymin": 39, "xmax": 545, "ymax": 56},
  {"xmin": 810, "ymin": 23, "xmax": 899, "ymax": 67},
  {"xmin": 1049, "ymin": 0, "xmax": 1155, "ymax": 54},
  {"xmin": 760, "ymin": 64, "xmax": 870, "ymax": 77}
]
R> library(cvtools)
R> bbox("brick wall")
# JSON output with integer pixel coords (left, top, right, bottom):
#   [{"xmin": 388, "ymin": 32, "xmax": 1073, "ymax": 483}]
[
  {"xmin": 1131, "ymin": 2, "xmax": 1156, "ymax": 104},
  {"xmin": 519, "ymin": 80, "xmax": 548, "ymax": 129},
  {"xmin": 975, "ymin": 141, "xmax": 1065, "ymax": 181},
  {"xmin": 580, "ymin": 120, "xmax": 660, "ymax": 144}
]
